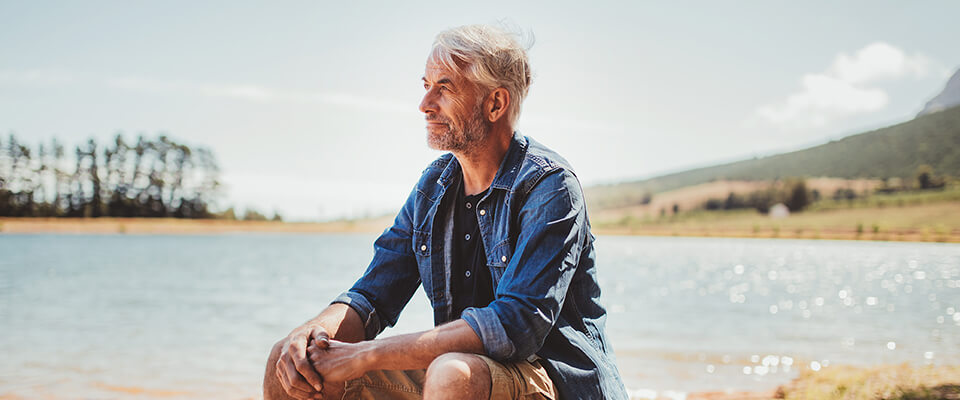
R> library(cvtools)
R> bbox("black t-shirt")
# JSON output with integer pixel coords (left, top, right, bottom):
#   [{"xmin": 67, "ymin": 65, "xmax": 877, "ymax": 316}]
[{"xmin": 449, "ymin": 176, "xmax": 495, "ymax": 318}]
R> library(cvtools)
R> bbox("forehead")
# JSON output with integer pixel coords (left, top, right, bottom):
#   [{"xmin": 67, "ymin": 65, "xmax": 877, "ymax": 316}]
[{"xmin": 423, "ymin": 54, "xmax": 467, "ymax": 83}]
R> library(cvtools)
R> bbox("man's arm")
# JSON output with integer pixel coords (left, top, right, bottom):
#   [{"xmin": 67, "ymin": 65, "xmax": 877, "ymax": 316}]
[
  {"xmin": 272, "ymin": 303, "xmax": 365, "ymax": 398},
  {"xmin": 306, "ymin": 169, "xmax": 588, "ymax": 382},
  {"xmin": 307, "ymin": 319, "xmax": 484, "ymax": 384},
  {"xmin": 275, "ymin": 182, "xmax": 424, "ymax": 399}
]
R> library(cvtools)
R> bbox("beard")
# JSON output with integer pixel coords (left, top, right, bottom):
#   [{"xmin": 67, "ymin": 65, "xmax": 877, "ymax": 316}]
[{"xmin": 426, "ymin": 104, "xmax": 490, "ymax": 153}]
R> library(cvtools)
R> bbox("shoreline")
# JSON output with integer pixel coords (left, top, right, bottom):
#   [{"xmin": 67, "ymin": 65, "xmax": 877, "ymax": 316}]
[{"xmin": 2, "ymin": 217, "xmax": 958, "ymax": 243}]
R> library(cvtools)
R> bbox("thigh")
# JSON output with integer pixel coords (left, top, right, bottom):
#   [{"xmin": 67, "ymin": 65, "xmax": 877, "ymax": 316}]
[
  {"xmin": 477, "ymin": 356, "xmax": 556, "ymax": 400},
  {"xmin": 341, "ymin": 369, "xmax": 426, "ymax": 400}
]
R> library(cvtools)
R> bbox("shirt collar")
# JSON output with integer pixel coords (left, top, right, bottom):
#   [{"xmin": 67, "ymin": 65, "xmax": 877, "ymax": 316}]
[
  {"xmin": 490, "ymin": 131, "xmax": 526, "ymax": 190},
  {"xmin": 436, "ymin": 131, "xmax": 527, "ymax": 191}
]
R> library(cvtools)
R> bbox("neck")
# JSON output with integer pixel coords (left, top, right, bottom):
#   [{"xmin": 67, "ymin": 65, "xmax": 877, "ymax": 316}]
[{"xmin": 453, "ymin": 125, "xmax": 513, "ymax": 196}]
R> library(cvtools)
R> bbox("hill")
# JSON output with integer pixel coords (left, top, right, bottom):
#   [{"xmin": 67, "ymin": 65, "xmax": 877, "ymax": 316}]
[
  {"xmin": 919, "ymin": 68, "xmax": 960, "ymax": 116},
  {"xmin": 587, "ymin": 104, "xmax": 960, "ymax": 210}
]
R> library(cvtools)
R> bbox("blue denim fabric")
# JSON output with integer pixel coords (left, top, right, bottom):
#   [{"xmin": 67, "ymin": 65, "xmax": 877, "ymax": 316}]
[{"xmin": 333, "ymin": 132, "xmax": 627, "ymax": 399}]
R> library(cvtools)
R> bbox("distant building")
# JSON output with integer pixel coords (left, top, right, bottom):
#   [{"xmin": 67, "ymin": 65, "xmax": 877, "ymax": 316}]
[{"xmin": 769, "ymin": 203, "xmax": 790, "ymax": 219}]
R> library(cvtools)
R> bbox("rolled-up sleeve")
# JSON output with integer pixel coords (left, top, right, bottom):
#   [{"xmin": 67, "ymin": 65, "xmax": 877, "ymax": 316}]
[
  {"xmin": 463, "ymin": 169, "xmax": 586, "ymax": 362},
  {"xmin": 331, "ymin": 187, "xmax": 422, "ymax": 340}
]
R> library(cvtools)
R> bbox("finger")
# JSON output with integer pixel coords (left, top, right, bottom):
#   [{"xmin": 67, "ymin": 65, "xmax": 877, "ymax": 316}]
[
  {"xmin": 313, "ymin": 330, "xmax": 330, "ymax": 349},
  {"xmin": 289, "ymin": 341, "xmax": 324, "ymax": 392},
  {"xmin": 286, "ymin": 383, "xmax": 315, "ymax": 400},
  {"xmin": 284, "ymin": 356, "xmax": 316, "ymax": 398},
  {"xmin": 294, "ymin": 352, "xmax": 324, "ymax": 392},
  {"xmin": 276, "ymin": 360, "xmax": 296, "ymax": 396},
  {"xmin": 277, "ymin": 360, "xmax": 313, "ymax": 397},
  {"xmin": 307, "ymin": 342, "xmax": 327, "ymax": 355}
]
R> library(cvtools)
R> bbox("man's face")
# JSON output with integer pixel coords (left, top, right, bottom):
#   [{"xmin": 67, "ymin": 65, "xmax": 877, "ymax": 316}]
[{"xmin": 419, "ymin": 57, "xmax": 490, "ymax": 153}]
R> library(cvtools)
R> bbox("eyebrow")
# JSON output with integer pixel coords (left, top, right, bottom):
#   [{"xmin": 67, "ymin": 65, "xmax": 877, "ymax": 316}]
[{"xmin": 422, "ymin": 77, "xmax": 455, "ymax": 86}]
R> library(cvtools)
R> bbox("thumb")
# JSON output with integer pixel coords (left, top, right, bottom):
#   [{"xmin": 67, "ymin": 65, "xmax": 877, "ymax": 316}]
[{"xmin": 313, "ymin": 330, "xmax": 331, "ymax": 349}]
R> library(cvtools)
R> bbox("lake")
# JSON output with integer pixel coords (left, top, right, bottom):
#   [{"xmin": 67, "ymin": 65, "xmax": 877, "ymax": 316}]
[{"xmin": 1, "ymin": 234, "xmax": 958, "ymax": 398}]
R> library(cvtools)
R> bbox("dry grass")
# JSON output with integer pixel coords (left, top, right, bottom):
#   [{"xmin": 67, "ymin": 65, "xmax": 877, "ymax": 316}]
[
  {"xmin": 594, "ymin": 198, "xmax": 960, "ymax": 243},
  {"xmin": 775, "ymin": 364, "xmax": 960, "ymax": 400},
  {"xmin": 590, "ymin": 178, "xmax": 881, "ymax": 222}
]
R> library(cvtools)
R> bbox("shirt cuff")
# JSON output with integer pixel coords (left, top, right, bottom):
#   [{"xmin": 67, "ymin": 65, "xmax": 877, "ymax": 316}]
[
  {"xmin": 461, "ymin": 306, "xmax": 517, "ymax": 361},
  {"xmin": 331, "ymin": 291, "xmax": 382, "ymax": 340}
]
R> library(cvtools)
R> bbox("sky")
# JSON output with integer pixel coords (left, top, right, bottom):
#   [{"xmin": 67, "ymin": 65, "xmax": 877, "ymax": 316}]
[{"xmin": 1, "ymin": 1, "xmax": 958, "ymax": 220}]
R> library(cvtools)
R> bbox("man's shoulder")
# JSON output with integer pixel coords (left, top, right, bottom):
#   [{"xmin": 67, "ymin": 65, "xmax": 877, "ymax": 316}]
[
  {"xmin": 512, "ymin": 135, "xmax": 579, "ymax": 196},
  {"xmin": 412, "ymin": 152, "xmax": 456, "ymax": 199},
  {"xmin": 422, "ymin": 152, "xmax": 455, "ymax": 176}
]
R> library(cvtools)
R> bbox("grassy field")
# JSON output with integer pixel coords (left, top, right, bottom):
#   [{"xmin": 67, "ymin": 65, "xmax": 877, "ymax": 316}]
[{"xmin": 593, "ymin": 189, "xmax": 960, "ymax": 243}]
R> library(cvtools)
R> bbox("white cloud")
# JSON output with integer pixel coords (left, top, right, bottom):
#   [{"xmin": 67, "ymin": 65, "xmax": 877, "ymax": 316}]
[
  {"xmin": 0, "ymin": 68, "xmax": 74, "ymax": 86},
  {"xmin": 753, "ymin": 42, "xmax": 946, "ymax": 127},
  {"xmin": 106, "ymin": 75, "xmax": 407, "ymax": 112}
]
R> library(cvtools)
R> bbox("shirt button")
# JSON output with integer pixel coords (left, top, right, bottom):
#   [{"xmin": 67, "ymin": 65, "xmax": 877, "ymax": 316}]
[
  {"xmin": 465, "ymin": 270, "xmax": 471, "ymax": 278},
  {"xmin": 464, "ymin": 233, "xmax": 471, "ymax": 241},
  {"xmin": 479, "ymin": 209, "xmax": 486, "ymax": 216},
  {"xmin": 420, "ymin": 245, "xmax": 427, "ymax": 251},
  {"xmin": 466, "ymin": 202, "xmax": 472, "ymax": 209},
  {"xmin": 501, "ymin": 255, "xmax": 507, "ymax": 262}
]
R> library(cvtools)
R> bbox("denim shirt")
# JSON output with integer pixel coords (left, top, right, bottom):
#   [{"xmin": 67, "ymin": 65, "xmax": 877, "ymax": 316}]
[{"xmin": 333, "ymin": 132, "xmax": 628, "ymax": 399}]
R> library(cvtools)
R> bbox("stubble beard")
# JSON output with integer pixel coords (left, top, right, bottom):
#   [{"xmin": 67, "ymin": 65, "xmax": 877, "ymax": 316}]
[{"xmin": 426, "ymin": 105, "xmax": 490, "ymax": 154}]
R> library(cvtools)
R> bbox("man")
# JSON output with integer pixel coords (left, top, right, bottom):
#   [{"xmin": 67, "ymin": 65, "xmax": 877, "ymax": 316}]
[{"xmin": 264, "ymin": 24, "xmax": 627, "ymax": 400}]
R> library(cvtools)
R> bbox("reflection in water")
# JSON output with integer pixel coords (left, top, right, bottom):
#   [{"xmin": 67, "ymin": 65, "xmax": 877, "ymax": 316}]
[
  {"xmin": 1, "ymin": 234, "xmax": 958, "ymax": 398},
  {"xmin": 600, "ymin": 236, "xmax": 960, "ymax": 393}
]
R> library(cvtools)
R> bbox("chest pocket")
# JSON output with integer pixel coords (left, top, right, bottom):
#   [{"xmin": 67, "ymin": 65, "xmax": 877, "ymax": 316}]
[
  {"xmin": 413, "ymin": 229, "xmax": 434, "ymax": 299},
  {"xmin": 487, "ymin": 238, "xmax": 513, "ymax": 286}
]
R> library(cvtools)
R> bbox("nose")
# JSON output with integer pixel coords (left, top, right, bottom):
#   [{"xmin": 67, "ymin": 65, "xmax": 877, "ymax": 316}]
[{"xmin": 419, "ymin": 89, "xmax": 436, "ymax": 115}]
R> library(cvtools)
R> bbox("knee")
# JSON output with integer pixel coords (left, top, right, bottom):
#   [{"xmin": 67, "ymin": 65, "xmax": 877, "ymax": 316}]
[
  {"xmin": 424, "ymin": 353, "xmax": 490, "ymax": 399},
  {"xmin": 263, "ymin": 339, "xmax": 289, "ymax": 400},
  {"xmin": 268, "ymin": 339, "xmax": 284, "ymax": 366}
]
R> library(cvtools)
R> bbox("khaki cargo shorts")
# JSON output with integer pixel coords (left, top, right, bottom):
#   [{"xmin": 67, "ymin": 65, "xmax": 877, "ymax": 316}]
[{"xmin": 340, "ymin": 354, "xmax": 556, "ymax": 400}]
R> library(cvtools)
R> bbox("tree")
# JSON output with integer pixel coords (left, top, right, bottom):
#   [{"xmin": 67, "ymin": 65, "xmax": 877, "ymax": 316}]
[
  {"xmin": 243, "ymin": 208, "xmax": 268, "ymax": 221},
  {"xmin": 0, "ymin": 133, "xmax": 222, "ymax": 218},
  {"xmin": 915, "ymin": 164, "xmax": 945, "ymax": 190},
  {"xmin": 784, "ymin": 179, "xmax": 810, "ymax": 212},
  {"xmin": 916, "ymin": 164, "xmax": 934, "ymax": 189}
]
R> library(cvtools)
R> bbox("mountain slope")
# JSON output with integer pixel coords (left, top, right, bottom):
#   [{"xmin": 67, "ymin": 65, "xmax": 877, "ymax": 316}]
[
  {"xmin": 588, "ymin": 105, "xmax": 960, "ymax": 209},
  {"xmin": 919, "ymin": 68, "xmax": 960, "ymax": 116}
]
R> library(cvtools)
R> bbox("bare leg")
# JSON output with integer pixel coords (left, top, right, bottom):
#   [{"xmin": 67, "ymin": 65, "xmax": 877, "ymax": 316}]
[
  {"xmin": 422, "ymin": 353, "xmax": 491, "ymax": 400},
  {"xmin": 264, "ymin": 340, "xmax": 298, "ymax": 400}
]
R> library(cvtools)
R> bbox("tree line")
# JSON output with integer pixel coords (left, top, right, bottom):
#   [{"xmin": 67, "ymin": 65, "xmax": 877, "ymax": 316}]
[
  {"xmin": 701, "ymin": 166, "xmax": 952, "ymax": 214},
  {"xmin": 0, "ymin": 133, "xmax": 221, "ymax": 218}
]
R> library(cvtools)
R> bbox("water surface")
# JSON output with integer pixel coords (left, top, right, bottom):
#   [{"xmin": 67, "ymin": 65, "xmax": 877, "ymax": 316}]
[{"xmin": 1, "ymin": 234, "xmax": 957, "ymax": 398}]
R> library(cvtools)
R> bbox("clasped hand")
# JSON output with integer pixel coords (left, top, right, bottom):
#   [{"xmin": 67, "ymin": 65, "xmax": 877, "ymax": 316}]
[{"xmin": 276, "ymin": 326, "xmax": 368, "ymax": 400}]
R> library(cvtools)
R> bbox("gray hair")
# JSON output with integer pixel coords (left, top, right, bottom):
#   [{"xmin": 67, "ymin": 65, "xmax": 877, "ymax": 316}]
[{"xmin": 430, "ymin": 24, "xmax": 532, "ymax": 126}]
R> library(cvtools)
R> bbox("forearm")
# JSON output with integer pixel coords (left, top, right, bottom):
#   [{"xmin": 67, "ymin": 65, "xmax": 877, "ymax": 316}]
[
  {"xmin": 356, "ymin": 319, "xmax": 484, "ymax": 372},
  {"xmin": 303, "ymin": 303, "xmax": 365, "ymax": 343}
]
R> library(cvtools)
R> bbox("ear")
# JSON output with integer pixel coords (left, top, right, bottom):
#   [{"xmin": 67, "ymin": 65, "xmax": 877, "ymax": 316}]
[{"xmin": 485, "ymin": 88, "xmax": 511, "ymax": 123}]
